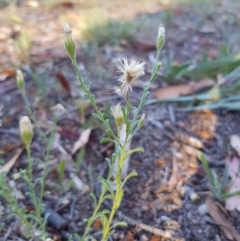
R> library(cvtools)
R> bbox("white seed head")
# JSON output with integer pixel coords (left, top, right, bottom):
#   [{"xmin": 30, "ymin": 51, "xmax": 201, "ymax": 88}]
[
  {"xmin": 45, "ymin": 239, "xmax": 54, "ymax": 241},
  {"xmin": 16, "ymin": 69, "xmax": 25, "ymax": 90},
  {"xmin": 156, "ymin": 24, "xmax": 165, "ymax": 51},
  {"xmin": 20, "ymin": 116, "xmax": 33, "ymax": 146},
  {"xmin": 51, "ymin": 103, "xmax": 66, "ymax": 115},
  {"xmin": 115, "ymin": 58, "xmax": 145, "ymax": 97},
  {"xmin": 111, "ymin": 103, "xmax": 124, "ymax": 127},
  {"xmin": 64, "ymin": 23, "xmax": 71, "ymax": 33}
]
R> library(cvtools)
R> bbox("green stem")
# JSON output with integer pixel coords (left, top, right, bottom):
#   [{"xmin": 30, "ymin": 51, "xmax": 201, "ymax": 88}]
[
  {"xmin": 80, "ymin": 187, "xmax": 107, "ymax": 241},
  {"xmin": 71, "ymin": 59, "xmax": 123, "ymax": 148},
  {"xmin": 22, "ymin": 90, "xmax": 47, "ymax": 142},
  {"xmin": 130, "ymin": 50, "xmax": 161, "ymax": 133},
  {"xmin": 102, "ymin": 150, "xmax": 125, "ymax": 240},
  {"xmin": 39, "ymin": 118, "xmax": 58, "ymax": 203},
  {"xmin": 26, "ymin": 144, "xmax": 32, "ymax": 181},
  {"xmin": 25, "ymin": 144, "xmax": 46, "ymax": 240}
]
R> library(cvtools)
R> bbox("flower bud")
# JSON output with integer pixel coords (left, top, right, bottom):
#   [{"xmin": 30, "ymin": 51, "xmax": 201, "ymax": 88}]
[
  {"xmin": 16, "ymin": 69, "xmax": 25, "ymax": 91},
  {"xmin": 156, "ymin": 25, "xmax": 165, "ymax": 51},
  {"xmin": 137, "ymin": 114, "xmax": 145, "ymax": 129},
  {"xmin": 63, "ymin": 23, "xmax": 76, "ymax": 60},
  {"xmin": 20, "ymin": 116, "xmax": 33, "ymax": 146},
  {"xmin": 111, "ymin": 103, "xmax": 123, "ymax": 127}
]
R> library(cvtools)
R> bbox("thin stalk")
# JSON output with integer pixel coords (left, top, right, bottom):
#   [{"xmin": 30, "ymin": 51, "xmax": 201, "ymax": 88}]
[
  {"xmin": 102, "ymin": 149, "xmax": 125, "ymax": 240},
  {"xmin": 80, "ymin": 186, "xmax": 107, "ymax": 241},
  {"xmin": 22, "ymin": 90, "xmax": 47, "ymax": 142},
  {"xmin": 71, "ymin": 59, "xmax": 123, "ymax": 148},
  {"xmin": 25, "ymin": 144, "xmax": 46, "ymax": 240},
  {"xmin": 39, "ymin": 118, "xmax": 58, "ymax": 203},
  {"xmin": 26, "ymin": 144, "xmax": 32, "ymax": 181},
  {"xmin": 129, "ymin": 50, "xmax": 161, "ymax": 133}
]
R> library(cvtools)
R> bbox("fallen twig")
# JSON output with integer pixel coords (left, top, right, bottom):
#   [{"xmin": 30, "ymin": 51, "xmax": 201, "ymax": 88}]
[
  {"xmin": 117, "ymin": 211, "xmax": 172, "ymax": 239},
  {"xmin": 0, "ymin": 147, "xmax": 24, "ymax": 173}
]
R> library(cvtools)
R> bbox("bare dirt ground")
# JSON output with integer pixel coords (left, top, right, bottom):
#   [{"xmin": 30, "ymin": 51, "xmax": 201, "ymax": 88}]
[{"xmin": 1, "ymin": 0, "xmax": 240, "ymax": 240}]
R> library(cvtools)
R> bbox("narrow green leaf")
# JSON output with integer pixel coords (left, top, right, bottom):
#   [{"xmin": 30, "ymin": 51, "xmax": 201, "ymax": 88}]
[
  {"xmin": 98, "ymin": 177, "xmax": 114, "ymax": 198},
  {"xmin": 221, "ymin": 190, "xmax": 240, "ymax": 200},
  {"xmin": 100, "ymin": 137, "xmax": 113, "ymax": 144},
  {"xmin": 92, "ymin": 113, "xmax": 101, "ymax": 121},
  {"xmin": 126, "ymin": 121, "xmax": 131, "ymax": 133},
  {"xmin": 101, "ymin": 214, "xmax": 108, "ymax": 229},
  {"xmin": 220, "ymin": 165, "xmax": 229, "ymax": 193},
  {"xmin": 121, "ymin": 106, "xmax": 127, "ymax": 122},
  {"xmin": 126, "ymin": 147, "xmax": 144, "ymax": 157},
  {"xmin": 198, "ymin": 152, "xmax": 213, "ymax": 185},
  {"xmin": 110, "ymin": 221, "xmax": 127, "ymax": 230},
  {"xmin": 89, "ymin": 193, "xmax": 97, "ymax": 208},
  {"xmin": 121, "ymin": 171, "xmax": 138, "ymax": 188},
  {"xmin": 103, "ymin": 194, "xmax": 113, "ymax": 201}
]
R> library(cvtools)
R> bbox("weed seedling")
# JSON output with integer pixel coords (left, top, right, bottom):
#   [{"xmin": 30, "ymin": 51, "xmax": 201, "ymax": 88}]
[{"xmin": 64, "ymin": 23, "xmax": 165, "ymax": 240}]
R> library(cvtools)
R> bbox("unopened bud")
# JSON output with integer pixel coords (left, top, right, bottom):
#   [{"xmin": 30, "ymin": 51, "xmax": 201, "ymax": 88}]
[
  {"xmin": 20, "ymin": 116, "xmax": 33, "ymax": 146},
  {"xmin": 137, "ymin": 114, "xmax": 145, "ymax": 129},
  {"xmin": 156, "ymin": 25, "xmax": 165, "ymax": 51},
  {"xmin": 111, "ymin": 103, "xmax": 123, "ymax": 127},
  {"xmin": 63, "ymin": 23, "xmax": 76, "ymax": 60},
  {"xmin": 16, "ymin": 69, "xmax": 25, "ymax": 91}
]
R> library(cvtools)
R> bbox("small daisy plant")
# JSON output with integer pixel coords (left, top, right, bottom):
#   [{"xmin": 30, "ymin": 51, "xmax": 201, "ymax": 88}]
[{"xmin": 63, "ymin": 23, "xmax": 165, "ymax": 241}]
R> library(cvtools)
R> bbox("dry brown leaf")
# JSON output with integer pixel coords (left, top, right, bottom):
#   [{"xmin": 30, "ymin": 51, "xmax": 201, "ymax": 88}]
[
  {"xmin": 123, "ymin": 231, "xmax": 134, "ymax": 241},
  {"xmin": 154, "ymin": 78, "xmax": 215, "ymax": 100},
  {"xmin": 55, "ymin": 73, "xmax": 71, "ymax": 93},
  {"xmin": 93, "ymin": 218, "xmax": 102, "ymax": 231},
  {"xmin": 70, "ymin": 173, "xmax": 89, "ymax": 192},
  {"xmin": 132, "ymin": 40, "xmax": 156, "ymax": 53},
  {"xmin": 155, "ymin": 159, "xmax": 166, "ymax": 168},
  {"xmin": 53, "ymin": 1, "xmax": 74, "ymax": 8},
  {"xmin": 0, "ymin": 147, "xmax": 24, "ymax": 173},
  {"xmin": 206, "ymin": 196, "xmax": 240, "ymax": 241},
  {"xmin": 0, "ymin": 68, "xmax": 16, "ymax": 81},
  {"xmin": 168, "ymin": 157, "xmax": 179, "ymax": 186},
  {"xmin": 150, "ymin": 236, "xmax": 161, "ymax": 241},
  {"xmin": 71, "ymin": 128, "xmax": 91, "ymax": 155}
]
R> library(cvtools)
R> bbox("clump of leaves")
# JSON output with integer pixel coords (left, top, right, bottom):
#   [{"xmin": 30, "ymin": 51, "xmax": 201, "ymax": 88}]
[{"xmin": 198, "ymin": 153, "xmax": 240, "ymax": 201}]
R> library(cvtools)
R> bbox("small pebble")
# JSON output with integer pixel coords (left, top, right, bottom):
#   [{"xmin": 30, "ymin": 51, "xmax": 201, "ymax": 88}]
[
  {"xmin": 160, "ymin": 215, "xmax": 171, "ymax": 222},
  {"xmin": 140, "ymin": 235, "xmax": 148, "ymax": 241},
  {"xmin": 198, "ymin": 203, "xmax": 207, "ymax": 215}
]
